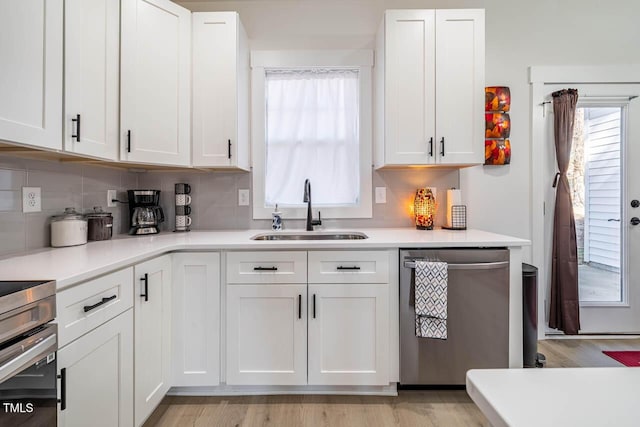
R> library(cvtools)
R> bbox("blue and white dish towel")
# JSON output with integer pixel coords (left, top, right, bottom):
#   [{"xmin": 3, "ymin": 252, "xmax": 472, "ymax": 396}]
[{"xmin": 414, "ymin": 261, "xmax": 448, "ymax": 340}]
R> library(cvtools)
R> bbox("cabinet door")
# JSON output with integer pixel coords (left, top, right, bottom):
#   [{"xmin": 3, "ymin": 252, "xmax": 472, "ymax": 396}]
[
  {"xmin": 308, "ymin": 284, "xmax": 389, "ymax": 386},
  {"xmin": 435, "ymin": 9, "xmax": 485, "ymax": 165},
  {"xmin": 227, "ymin": 284, "xmax": 307, "ymax": 385},
  {"xmin": 58, "ymin": 310, "xmax": 133, "ymax": 427},
  {"xmin": 0, "ymin": 0, "xmax": 62, "ymax": 150},
  {"xmin": 64, "ymin": 0, "xmax": 119, "ymax": 160},
  {"xmin": 192, "ymin": 12, "xmax": 250, "ymax": 170},
  {"xmin": 383, "ymin": 10, "xmax": 435, "ymax": 165},
  {"xmin": 134, "ymin": 255, "xmax": 172, "ymax": 427},
  {"xmin": 172, "ymin": 253, "xmax": 220, "ymax": 387},
  {"xmin": 120, "ymin": 0, "xmax": 191, "ymax": 166}
]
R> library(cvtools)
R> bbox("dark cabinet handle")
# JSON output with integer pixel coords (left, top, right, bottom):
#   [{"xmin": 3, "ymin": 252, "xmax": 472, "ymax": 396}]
[
  {"xmin": 440, "ymin": 137, "xmax": 445, "ymax": 156},
  {"xmin": 428, "ymin": 137, "xmax": 433, "ymax": 157},
  {"xmin": 71, "ymin": 114, "xmax": 81, "ymax": 142},
  {"xmin": 253, "ymin": 266, "xmax": 278, "ymax": 271},
  {"xmin": 83, "ymin": 295, "xmax": 117, "ymax": 313},
  {"xmin": 140, "ymin": 273, "xmax": 148, "ymax": 301},
  {"xmin": 298, "ymin": 294, "xmax": 302, "ymax": 319},
  {"xmin": 228, "ymin": 139, "xmax": 232, "ymax": 159},
  {"xmin": 127, "ymin": 130, "xmax": 131, "ymax": 153},
  {"xmin": 337, "ymin": 266, "xmax": 361, "ymax": 270},
  {"xmin": 58, "ymin": 368, "xmax": 66, "ymax": 411},
  {"xmin": 312, "ymin": 294, "xmax": 316, "ymax": 319}
]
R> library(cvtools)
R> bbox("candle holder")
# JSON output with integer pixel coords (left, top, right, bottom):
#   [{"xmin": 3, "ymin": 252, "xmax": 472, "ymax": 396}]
[{"xmin": 414, "ymin": 188, "xmax": 436, "ymax": 230}]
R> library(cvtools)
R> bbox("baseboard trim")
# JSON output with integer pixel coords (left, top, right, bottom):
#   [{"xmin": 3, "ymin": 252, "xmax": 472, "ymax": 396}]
[
  {"xmin": 543, "ymin": 334, "xmax": 640, "ymax": 340},
  {"xmin": 167, "ymin": 384, "xmax": 398, "ymax": 397}
]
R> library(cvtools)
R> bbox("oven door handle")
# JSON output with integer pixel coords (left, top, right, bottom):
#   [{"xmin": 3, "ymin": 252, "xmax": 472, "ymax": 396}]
[
  {"xmin": 403, "ymin": 260, "xmax": 509, "ymax": 270},
  {"xmin": 0, "ymin": 331, "xmax": 57, "ymax": 384}
]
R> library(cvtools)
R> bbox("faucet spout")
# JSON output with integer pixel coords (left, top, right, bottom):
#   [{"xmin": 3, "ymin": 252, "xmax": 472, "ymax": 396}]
[{"xmin": 303, "ymin": 179, "xmax": 321, "ymax": 231}]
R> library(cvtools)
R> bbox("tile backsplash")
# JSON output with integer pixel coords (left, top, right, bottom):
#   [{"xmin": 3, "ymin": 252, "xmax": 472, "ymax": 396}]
[
  {"xmin": 0, "ymin": 155, "xmax": 137, "ymax": 257},
  {"xmin": 138, "ymin": 167, "xmax": 460, "ymax": 232},
  {"xmin": 0, "ymin": 155, "xmax": 461, "ymax": 257}
]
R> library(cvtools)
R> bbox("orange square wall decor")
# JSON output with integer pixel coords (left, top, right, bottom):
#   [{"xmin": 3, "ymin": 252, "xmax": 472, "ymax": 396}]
[
  {"xmin": 485, "ymin": 113, "xmax": 510, "ymax": 139},
  {"xmin": 485, "ymin": 139, "xmax": 511, "ymax": 165},
  {"xmin": 485, "ymin": 86, "xmax": 511, "ymax": 112}
]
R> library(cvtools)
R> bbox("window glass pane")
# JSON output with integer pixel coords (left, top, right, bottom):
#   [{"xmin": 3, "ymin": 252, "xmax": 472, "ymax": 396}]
[{"xmin": 265, "ymin": 69, "xmax": 360, "ymax": 206}]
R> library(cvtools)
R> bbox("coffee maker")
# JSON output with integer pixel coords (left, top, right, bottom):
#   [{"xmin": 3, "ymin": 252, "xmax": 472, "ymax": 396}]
[{"xmin": 128, "ymin": 190, "xmax": 164, "ymax": 235}]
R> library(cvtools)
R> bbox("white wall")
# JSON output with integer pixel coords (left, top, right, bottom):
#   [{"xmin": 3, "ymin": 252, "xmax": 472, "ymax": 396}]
[
  {"xmin": 180, "ymin": 0, "xmax": 640, "ymax": 262},
  {"xmin": 463, "ymin": 0, "xmax": 640, "ymax": 263}
]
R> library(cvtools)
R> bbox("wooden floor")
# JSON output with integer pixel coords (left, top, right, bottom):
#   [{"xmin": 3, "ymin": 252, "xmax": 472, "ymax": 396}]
[{"xmin": 145, "ymin": 338, "xmax": 640, "ymax": 427}]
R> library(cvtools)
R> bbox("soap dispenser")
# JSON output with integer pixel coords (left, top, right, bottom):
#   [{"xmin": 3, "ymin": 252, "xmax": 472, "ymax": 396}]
[{"xmin": 272, "ymin": 204, "xmax": 283, "ymax": 231}]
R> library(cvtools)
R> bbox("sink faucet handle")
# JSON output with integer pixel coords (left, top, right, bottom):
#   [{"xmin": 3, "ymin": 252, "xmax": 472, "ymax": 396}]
[{"xmin": 312, "ymin": 210, "xmax": 322, "ymax": 227}]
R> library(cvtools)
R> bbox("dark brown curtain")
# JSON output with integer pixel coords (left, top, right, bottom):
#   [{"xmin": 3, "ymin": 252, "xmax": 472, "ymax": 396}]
[{"xmin": 549, "ymin": 88, "xmax": 580, "ymax": 334}]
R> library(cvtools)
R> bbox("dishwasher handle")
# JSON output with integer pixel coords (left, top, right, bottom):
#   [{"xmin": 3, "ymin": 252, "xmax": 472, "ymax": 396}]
[{"xmin": 403, "ymin": 260, "xmax": 509, "ymax": 270}]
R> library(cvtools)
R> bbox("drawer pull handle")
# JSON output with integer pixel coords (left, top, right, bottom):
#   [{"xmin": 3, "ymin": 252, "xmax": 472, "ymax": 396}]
[
  {"xmin": 253, "ymin": 266, "xmax": 278, "ymax": 271},
  {"xmin": 298, "ymin": 294, "xmax": 302, "ymax": 319},
  {"xmin": 140, "ymin": 273, "xmax": 149, "ymax": 301},
  {"xmin": 83, "ymin": 294, "xmax": 117, "ymax": 313},
  {"xmin": 337, "ymin": 266, "xmax": 361, "ymax": 270},
  {"xmin": 313, "ymin": 294, "xmax": 316, "ymax": 319}
]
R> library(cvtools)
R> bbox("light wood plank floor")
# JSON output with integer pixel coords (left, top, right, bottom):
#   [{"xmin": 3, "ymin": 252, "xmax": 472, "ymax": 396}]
[{"xmin": 145, "ymin": 338, "xmax": 640, "ymax": 427}]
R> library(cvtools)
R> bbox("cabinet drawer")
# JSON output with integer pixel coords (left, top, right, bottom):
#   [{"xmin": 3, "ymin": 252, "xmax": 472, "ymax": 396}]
[
  {"xmin": 56, "ymin": 268, "xmax": 133, "ymax": 348},
  {"xmin": 226, "ymin": 251, "xmax": 307, "ymax": 284},
  {"xmin": 308, "ymin": 251, "xmax": 389, "ymax": 283}
]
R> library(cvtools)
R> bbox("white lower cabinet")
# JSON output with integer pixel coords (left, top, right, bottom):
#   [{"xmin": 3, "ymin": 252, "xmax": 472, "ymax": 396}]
[
  {"xmin": 172, "ymin": 253, "xmax": 221, "ymax": 386},
  {"xmin": 57, "ymin": 310, "xmax": 133, "ymax": 427},
  {"xmin": 134, "ymin": 255, "xmax": 172, "ymax": 427},
  {"xmin": 308, "ymin": 284, "xmax": 389, "ymax": 386},
  {"xmin": 226, "ymin": 284, "xmax": 307, "ymax": 385}
]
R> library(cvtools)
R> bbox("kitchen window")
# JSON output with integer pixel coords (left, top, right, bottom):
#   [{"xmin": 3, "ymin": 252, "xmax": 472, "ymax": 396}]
[{"xmin": 251, "ymin": 51, "xmax": 373, "ymax": 220}]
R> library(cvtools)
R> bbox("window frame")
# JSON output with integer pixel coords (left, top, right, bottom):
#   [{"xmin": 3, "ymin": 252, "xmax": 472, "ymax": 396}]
[{"xmin": 250, "ymin": 50, "xmax": 373, "ymax": 220}]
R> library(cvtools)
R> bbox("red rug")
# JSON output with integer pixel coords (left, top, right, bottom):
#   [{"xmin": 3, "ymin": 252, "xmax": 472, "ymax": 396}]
[{"xmin": 602, "ymin": 351, "xmax": 640, "ymax": 367}]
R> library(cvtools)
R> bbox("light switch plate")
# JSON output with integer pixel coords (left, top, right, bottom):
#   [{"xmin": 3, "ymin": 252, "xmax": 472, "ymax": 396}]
[
  {"xmin": 238, "ymin": 189, "xmax": 250, "ymax": 206},
  {"xmin": 22, "ymin": 187, "xmax": 41, "ymax": 212},
  {"xmin": 107, "ymin": 190, "xmax": 117, "ymax": 208},
  {"xmin": 375, "ymin": 187, "xmax": 387, "ymax": 204}
]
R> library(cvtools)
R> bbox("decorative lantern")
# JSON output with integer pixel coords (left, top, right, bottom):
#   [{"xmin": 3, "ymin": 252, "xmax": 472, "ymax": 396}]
[{"xmin": 414, "ymin": 188, "xmax": 436, "ymax": 230}]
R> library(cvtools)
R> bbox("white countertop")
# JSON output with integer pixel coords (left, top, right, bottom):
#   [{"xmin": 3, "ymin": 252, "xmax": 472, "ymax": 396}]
[
  {"xmin": 467, "ymin": 367, "xmax": 639, "ymax": 427},
  {"xmin": 0, "ymin": 228, "xmax": 529, "ymax": 289}
]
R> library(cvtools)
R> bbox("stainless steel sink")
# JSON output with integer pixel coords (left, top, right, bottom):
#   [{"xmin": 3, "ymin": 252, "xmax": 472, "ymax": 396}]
[{"xmin": 251, "ymin": 231, "xmax": 368, "ymax": 241}]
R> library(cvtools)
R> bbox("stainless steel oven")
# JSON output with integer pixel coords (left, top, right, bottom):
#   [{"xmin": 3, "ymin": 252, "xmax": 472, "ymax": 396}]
[{"xmin": 0, "ymin": 280, "xmax": 57, "ymax": 426}]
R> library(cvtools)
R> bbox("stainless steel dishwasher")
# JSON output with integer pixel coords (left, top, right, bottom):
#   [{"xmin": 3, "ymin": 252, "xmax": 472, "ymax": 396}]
[{"xmin": 399, "ymin": 248, "xmax": 510, "ymax": 386}]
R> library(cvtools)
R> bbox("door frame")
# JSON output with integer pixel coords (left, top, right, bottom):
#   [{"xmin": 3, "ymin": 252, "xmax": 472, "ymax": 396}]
[{"xmin": 530, "ymin": 65, "xmax": 640, "ymax": 337}]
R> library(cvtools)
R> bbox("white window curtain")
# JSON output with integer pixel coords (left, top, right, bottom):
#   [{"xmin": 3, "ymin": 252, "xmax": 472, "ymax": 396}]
[{"xmin": 264, "ymin": 69, "xmax": 360, "ymax": 206}]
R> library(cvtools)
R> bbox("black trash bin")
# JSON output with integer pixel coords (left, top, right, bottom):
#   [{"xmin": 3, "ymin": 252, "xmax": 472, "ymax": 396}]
[{"xmin": 522, "ymin": 263, "xmax": 545, "ymax": 368}]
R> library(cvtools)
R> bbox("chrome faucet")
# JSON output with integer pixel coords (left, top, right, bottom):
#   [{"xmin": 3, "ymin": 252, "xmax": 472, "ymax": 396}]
[{"xmin": 303, "ymin": 179, "xmax": 322, "ymax": 231}]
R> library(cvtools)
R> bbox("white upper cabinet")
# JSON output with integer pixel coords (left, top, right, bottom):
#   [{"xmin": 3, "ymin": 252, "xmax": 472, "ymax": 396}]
[
  {"xmin": 120, "ymin": 0, "xmax": 191, "ymax": 166},
  {"xmin": 64, "ymin": 0, "xmax": 120, "ymax": 160},
  {"xmin": 375, "ymin": 9, "xmax": 485, "ymax": 168},
  {"xmin": 434, "ymin": 9, "xmax": 485, "ymax": 165},
  {"xmin": 379, "ymin": 10, "xmax": 436, "ymax": 166},
  {"xmin": 192, "ymin": 12, "xmax": 250, "ymax": 169},
  {"xmin": 0, "ymin": 0, "xmax": 63, "ymax": 150}
]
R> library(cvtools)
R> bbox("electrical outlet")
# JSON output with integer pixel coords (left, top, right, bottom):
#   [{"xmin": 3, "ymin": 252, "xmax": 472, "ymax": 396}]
[
  {"xmin": 22, "ymin": 187, "xmax": 42, "ymax": 213},
  {"xmin": 375, "ymin": 187, "xmax": 387, "ymax": 204},
  {"xmin": 238, "ymin": 189, "xmax": 250, "ymax": 206},
  {"xmin": 107, "ymin": 190, "xmax": 117, "ymax": 208}
]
